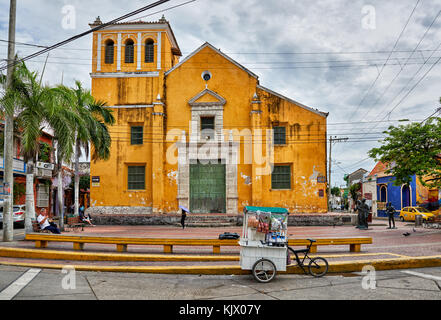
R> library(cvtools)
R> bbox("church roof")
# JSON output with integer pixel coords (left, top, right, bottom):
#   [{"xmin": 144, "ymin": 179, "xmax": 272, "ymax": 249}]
[
  {"xmin": 257, "ymin": 85, "xmax": 328, "ymax": 118},
  {"xmin": 164, "ymin": 42, "xmax": 259, "ymax": 79},
  {"xmin": 165, "ymin": 42, "xmax": 328, "ymax": 118}
]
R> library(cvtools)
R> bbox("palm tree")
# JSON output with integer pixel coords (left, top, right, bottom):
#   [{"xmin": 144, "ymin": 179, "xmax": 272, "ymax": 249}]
[
  {"xmin": 49, "ymin": 87, "xmax": 84, "ymax": 231},
  {"xmin": 1, "ymin": 61, "xmax": 46, "ymax": 233},
  {"xmin": 57, "ymin": 81, "xmax": 114, "ymax": 218},
  {"xmin": 1, "ymin": 61, "xmax": 79, "ymax": 233}
]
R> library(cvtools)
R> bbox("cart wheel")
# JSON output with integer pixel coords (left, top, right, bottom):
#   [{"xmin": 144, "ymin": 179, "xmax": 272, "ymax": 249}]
[
  {"xmin": 252, "ymin": 259, "xmax": 277, "ymax": 283},
  {"xmin": 308, "ymin": 257, "xmax": 329, "ymax": 278}
]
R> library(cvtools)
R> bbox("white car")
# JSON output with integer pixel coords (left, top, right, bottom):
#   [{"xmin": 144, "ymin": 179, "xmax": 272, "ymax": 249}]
[{"xmin": 0, "ymin": 204, "xmax": 26, "ymax": 227}]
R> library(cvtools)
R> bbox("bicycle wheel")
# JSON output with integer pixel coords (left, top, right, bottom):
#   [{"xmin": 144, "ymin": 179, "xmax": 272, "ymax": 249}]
[
  {"xmin": 252, "ymin": 259, "xmax": 277, "ymax": 283},
  {"xmin": 308, "ymin": 257, "xmax": 329, "ymax": 278}
]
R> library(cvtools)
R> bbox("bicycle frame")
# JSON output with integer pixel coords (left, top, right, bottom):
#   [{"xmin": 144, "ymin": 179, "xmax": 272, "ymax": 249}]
[{"xmin": 287, "ymin": 241, "xmax": 315, "ymax": 275}]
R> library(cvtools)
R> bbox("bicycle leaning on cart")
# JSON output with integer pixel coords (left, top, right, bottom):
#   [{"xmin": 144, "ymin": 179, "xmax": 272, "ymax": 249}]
[
  {"xmin": 252, "ymin": 239, "xmax": 329, "ymax": 283},
  {"xmin": 240, "ymin": 207, "xmax": 329, "ymax": 283}
]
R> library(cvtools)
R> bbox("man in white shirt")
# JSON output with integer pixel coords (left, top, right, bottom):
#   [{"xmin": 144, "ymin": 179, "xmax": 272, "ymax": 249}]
[{"xmin": 37, "ymin": 208, "xmax": 61, "ymax": 234}]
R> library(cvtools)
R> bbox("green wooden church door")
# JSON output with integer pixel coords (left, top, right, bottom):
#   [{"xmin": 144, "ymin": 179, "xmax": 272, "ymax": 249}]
[{"xmin": 190, "ymin": 162, "xmax": 226, "ymax": 213}]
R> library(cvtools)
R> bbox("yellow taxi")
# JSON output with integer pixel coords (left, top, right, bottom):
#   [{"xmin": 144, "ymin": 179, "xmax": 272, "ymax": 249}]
[{"xmin": 399, "ymin": 206, "xmax": 437, "ymax": 222}]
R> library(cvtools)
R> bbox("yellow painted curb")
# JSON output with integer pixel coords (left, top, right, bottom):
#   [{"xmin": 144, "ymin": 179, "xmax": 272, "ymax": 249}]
[
  {"xmin": 0, "ymin": 255, "xmax": 440, "ymax": 275},
  {"xmin": 0, "ymin": 247, "xmax": 238, "ymax": 262},
  {"xmin": 0, "ymin": 247, "xmax": 401, "ymax": 262}
]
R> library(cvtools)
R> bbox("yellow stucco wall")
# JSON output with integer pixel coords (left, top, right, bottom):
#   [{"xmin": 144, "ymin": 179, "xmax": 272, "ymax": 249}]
[{"xmin": 90, "ymin": 23, "xmax": 328, "ymax": 214}]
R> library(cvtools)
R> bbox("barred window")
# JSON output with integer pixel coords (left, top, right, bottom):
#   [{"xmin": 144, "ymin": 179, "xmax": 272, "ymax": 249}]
[
  {"xmin": 37, "ymin": 184, "xmax": 50, "ymax": 207},
  {"xmin": 125, "ymin": 39, "xmax": 135, "ymax": 64},
  {"xmin": 128, "ymin": 166, "xmax": 145, "ymax": 190},
  {"xmin": 131, "ymin": 126, "xmax": 143, "ymax": 145},
  {"xmin": 272, "ymin": 165, "xmax": 291, "ymax": 190},
  {"xmin": 145, "ymin": 39, "xmax": 155, "ymax": 63},
  {"xmin": 104, "ymin": 40, "xmax": 114, "ymax": 64},
  {"xmin": 273, "ymin": 126, "xmax": 286, "ymax": 145}
]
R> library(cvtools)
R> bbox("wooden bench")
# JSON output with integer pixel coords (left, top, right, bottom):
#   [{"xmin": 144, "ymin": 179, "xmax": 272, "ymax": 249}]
[
  {"xmin": 32, "ymin": 220, "xmax": 51, "ymax": 234},
  {"xmin": 25, "ymin": 234, "xmax": 372, "ymax": 254}
]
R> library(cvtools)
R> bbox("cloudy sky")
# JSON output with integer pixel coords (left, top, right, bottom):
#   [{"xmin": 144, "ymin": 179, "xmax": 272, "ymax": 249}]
[{"xmin": 1, "ymin": 0, "xmax": 441, "ymax": 187}]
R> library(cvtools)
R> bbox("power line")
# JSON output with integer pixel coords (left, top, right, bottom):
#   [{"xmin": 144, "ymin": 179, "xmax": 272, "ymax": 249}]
[
  {"xmin": 354, "ymin": 9, "xmax": 441, "ymax": 124},
  {"xmin": 366, "ymin": 42, "xmax": 441, "ymax": 133},
  {"xmin": 348, "ymin": 0, "xmax": 421, "ymax": 122},
  {"xmin": 3, "ymin": 57, "xmax": 441, "ymax": 69},
  {"xmin": 3, "ymin": 41, "xmax": 441, "ymax": 55},
  {"xmin": 126, "ymin": 0, "xmax": 197, "ymax": 22},
  {"xmin": 342, "ymin": 9, "xmax": 441, "ymax": 151},
  {"xmin": 5, "ymin": 52, "xmax": 441, "ymax": 64},
  {"xmin": 420, "ymin": 107, "xmax": 441, "ymax": 123},
  {"xmin": 0, "ymin": 0, "xmax": 172, "ymax": 73}
]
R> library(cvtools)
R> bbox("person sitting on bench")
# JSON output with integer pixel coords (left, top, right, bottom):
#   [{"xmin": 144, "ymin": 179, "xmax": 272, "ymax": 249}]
[
  {"xmin": 37, "ymin": 208, "xmax": 61, "ymax": 234},
  {"xmin": 79, "ymin": 205, "xmax": 95, "ymax": 227}
]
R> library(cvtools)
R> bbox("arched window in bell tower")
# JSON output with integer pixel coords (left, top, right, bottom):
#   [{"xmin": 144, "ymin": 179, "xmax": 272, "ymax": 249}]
[
  {"xmin": 125, "ymin": 39, "xmax": 135, "ymax": 64},
  {"xmin": 145, "ymin": 39, "xmax": 155, "ymax": 63},
  {"xmin": 104, "ymin": 40, "xmax": 114, "ymax": 64}
]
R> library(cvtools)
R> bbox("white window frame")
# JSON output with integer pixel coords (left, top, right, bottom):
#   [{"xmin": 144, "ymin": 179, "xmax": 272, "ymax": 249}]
[{"xmin": 37, "ymin": 184, "xmax": 50, "ymax": 208}]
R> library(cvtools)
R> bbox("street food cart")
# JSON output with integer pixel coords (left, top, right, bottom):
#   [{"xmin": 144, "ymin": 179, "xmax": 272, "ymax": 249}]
[{"xmin": 240, "ymin": 206, "xmax": 289, "ymax": 283}]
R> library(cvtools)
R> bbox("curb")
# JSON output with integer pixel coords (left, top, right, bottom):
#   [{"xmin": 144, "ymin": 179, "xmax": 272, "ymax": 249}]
[
  {"xmin": 0, "ymin": 247, "xmax": 239, "ymax": 262},
  {"xmin": 1, "ymin": 247, "xmax": 440, "ymax": 275}
]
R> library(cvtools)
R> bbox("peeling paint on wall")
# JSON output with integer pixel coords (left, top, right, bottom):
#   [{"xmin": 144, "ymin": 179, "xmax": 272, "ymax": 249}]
[
  {"xmin": 167, "ymin": 170, "xmax": 178, "ymax": 184},
  {"xmin": 309, "ymin": 166, "xmax": 320, "ymax": 181},
  {"xmin": 241, "ymin": 173, "xmax": 251, "ymax": 185}
]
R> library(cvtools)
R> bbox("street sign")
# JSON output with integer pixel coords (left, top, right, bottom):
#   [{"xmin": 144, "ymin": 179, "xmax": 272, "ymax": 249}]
[{"xmin": 92, "ymin": 176, "xmax": 100, "ymax": 187}]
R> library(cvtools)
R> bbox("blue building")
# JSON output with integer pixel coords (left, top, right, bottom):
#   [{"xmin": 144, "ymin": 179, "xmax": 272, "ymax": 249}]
[{"xmin": 376, "ymin": 175, "xmax": 416, "ymax": 218}]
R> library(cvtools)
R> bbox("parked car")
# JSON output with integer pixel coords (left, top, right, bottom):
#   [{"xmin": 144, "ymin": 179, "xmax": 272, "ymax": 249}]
[
  {"xmin": 0, "ymin": 204, "xmax": 26, "ymax": 228},
  {"xmin": 399, "ymin": 206, "xmax": 436, "ymax": 222}
]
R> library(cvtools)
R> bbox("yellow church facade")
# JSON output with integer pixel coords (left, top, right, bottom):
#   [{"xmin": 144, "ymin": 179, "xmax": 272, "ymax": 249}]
[{"xmin": 88, "ymin": 17, "xmax": 329, "ymax": 216}]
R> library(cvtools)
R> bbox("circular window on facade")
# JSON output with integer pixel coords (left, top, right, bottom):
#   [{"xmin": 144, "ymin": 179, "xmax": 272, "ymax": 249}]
[{"xmin": 202, "ymin": 71, "xmax": 212, "ymax": 81}]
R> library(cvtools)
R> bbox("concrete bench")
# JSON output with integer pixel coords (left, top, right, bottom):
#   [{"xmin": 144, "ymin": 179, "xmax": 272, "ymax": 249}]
[
  {"xmin": 288, "ymin": 238, "xmax": 372, "ymax": 253},
  {"xmin": 25, "ymin": 234, "xmax": 372, "ymax": 254},
  {"xmin": 25, "ymin": 234, "xmax": 239, "ymax": 254}
]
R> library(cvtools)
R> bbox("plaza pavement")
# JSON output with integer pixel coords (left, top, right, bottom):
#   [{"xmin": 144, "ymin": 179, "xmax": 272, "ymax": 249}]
[{"xmin": 0, "ymin": 218, "xmax": 440, "ymax": 274}]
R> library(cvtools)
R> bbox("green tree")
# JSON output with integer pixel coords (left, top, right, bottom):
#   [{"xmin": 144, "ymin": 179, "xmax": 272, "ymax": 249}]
[
  {"xmin": 369, "ymin": 117, "xmax": 441, "ymax": 189},
  {"xmin": 331, "ymin": 187, "xmax": 341, "ymax": 197},
  {"xmin": 49, "ymin": 87, "xmax": 84, "ymax": 230},
  {"xmin": 57, "ymin": 81, "xmax": 114, "ymax": 216},
  {"xmin": 1, "ymin": 61, "xmax": 80, "ymax": 233},
  {"xmin": 349, "ymin": 183, "xmax": 361, "ymax": 203},
  {"xmin": 1, "ymin": 61, "xmax": 50, "ymax": 232}
]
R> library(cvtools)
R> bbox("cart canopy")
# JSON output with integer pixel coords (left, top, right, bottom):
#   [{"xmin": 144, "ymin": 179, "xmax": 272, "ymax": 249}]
[{"xmin": 244, "ymin": 206, "xmax": 289, "ymax": 214}]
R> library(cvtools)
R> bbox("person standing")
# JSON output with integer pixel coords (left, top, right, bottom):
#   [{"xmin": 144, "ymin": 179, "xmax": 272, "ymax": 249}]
[
  {"xmin": 361, "ymin": 199, "xmax": 370, "ymax": 230},
  {"xmin": 386, "ymin": 202, "xmax": 397, "ymax": 229},
  {"xmin": 355, "ymin": 200, "xmax": 363, "ymax": 229}
]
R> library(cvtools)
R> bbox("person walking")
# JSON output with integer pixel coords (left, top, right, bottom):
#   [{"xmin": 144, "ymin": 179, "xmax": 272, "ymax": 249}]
[
  {"xmin": 386, "ymin": 202, "xmax": 397, "ymax": 229},
  {"xmin": 179, "ymin": 206, "xmax": 190, "ymax": 230}
]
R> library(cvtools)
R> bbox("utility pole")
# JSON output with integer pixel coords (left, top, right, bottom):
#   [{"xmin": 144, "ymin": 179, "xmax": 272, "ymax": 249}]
[
  {"xmin": 328, "ymin": 136, "xmax": 348, "ymax": 212},
  {"xmin": 3, "ymin": 0, "xmax": 17, "ymax": 242}
]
